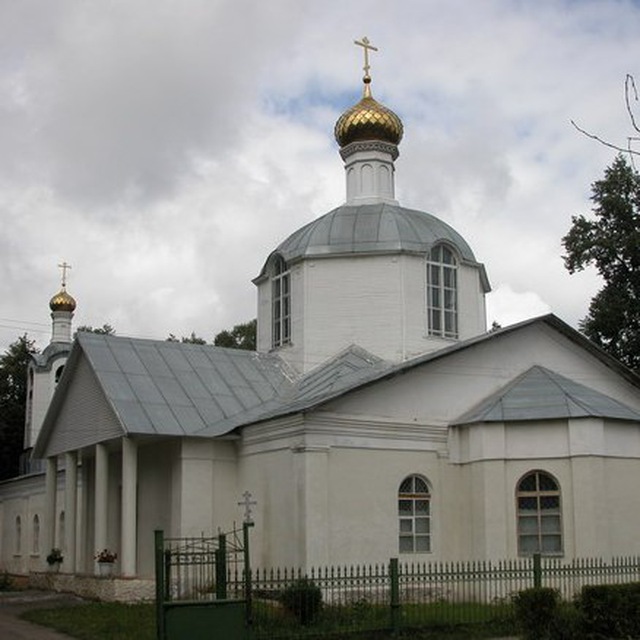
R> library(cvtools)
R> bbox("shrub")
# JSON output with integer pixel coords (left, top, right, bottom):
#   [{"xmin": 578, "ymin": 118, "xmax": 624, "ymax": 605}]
[
  {"xmin": 578, "ymin": 582, "xmax": 640, "ymax": 639},
  {"xmin": 280, "ymin": 577, "xmax": 323, "ymax": 625},
  {"xmin": 549, "ymin": 602, "xmax": 583, "ymax": 640},
  {"xmin": 513, "ymin": 587, "xmax": 560, "ymax": 640},
  {"xmin": 0, "ymin": 571, "xmax": 13, "ymax": 591},
  {"xmin": 46, "ymin": 548, "xmax": 64, "ymax": 565}
]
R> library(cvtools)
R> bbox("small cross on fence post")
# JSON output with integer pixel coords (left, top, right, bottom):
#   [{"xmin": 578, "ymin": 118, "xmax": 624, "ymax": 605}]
[{"xmin": 238, "ymin": 490, "xmax": 257, "ymax": 525}]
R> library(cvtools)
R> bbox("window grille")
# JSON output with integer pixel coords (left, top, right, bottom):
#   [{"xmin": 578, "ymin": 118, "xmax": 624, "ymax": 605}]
[
  {"xmin": 516, "ymin": 470, "xmax": 563, "ymax": 556},
  {"xmin": 398, "ymin": 475, "xmax": 431, "ymax": 553},
  {"xmin": 426, "ymin": 245, "xmax": 458, "ymax": 339},
  {"xmin": 272, "ymin": 256, "xmax": 291, "ymax": 348}
]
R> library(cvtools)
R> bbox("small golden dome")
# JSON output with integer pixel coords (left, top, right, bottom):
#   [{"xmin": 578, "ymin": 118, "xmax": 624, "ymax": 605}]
[
  {"xmin": 49, "ymin": 287, "xmax": 76, "ymax": 312},
  {"xmin": 334, "ymin": 79, "xmax": 403, "ymax": 148}
]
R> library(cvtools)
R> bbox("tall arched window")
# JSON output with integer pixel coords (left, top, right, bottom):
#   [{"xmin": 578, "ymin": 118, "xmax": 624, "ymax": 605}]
[
  {"xmin": 426, "ymin": 245, "xmax": 458, "ymax": 339},
  {"xmin": 32, "ymin": 514, "xmax": 40, "ymax": 554},
  {"xmin": 55, "ymin": 365, "xmax": 65, "ymax": 384},
  {"xmin": 398, "ymin": 475, "xmax": 431, "ymax": 553},
  {"xmin": 58, "ymin": 511, "xmax": 66, "ymax": 552},
  {"xmin": 516, "ymin": 471, "xmax": 563, "ymax": 556},
  {"xmin": 15, "ymin": 516, "xmax": 22, "ymax": 555},
  {"xmin": 272, "ymin": 255, "xmax": 291, "ymax": 348}
]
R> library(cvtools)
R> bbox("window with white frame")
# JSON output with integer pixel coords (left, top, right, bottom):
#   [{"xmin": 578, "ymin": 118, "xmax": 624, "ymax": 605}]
[
  {"xmin": 516, "ymin": 471, "xmax": 563, "ymax": 556},
  {"xmin": 426, "ymin": 245, "xmax": 458, "ymax": 339},
  {"xmin": 398, "ymin": 475, "xmax": 431, "ymax": 553},
  {"xmin": 272, "ymin": 255, "xmax": 291, "ymax": 348}
]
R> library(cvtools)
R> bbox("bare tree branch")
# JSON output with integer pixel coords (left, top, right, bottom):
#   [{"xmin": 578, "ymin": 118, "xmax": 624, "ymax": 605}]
[
  {"xmin": 572, "ymin": 74, "xmax": 640, "ymax": 170},
  {"xmin": 625, "ymin": 74, "xmax": 640, "ymax": 134},
  {"xmin": 570, "ymin": 119, "xmax": 640, "ymax": 156}
]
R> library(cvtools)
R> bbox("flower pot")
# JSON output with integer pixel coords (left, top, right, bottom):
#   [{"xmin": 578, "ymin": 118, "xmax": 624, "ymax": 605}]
[{"xmin": 98, "ymin": 562, "xmax": 114, "ymax": 577}]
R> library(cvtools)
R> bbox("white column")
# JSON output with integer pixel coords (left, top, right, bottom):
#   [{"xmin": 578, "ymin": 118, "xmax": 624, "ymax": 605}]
[
  {"xmin": 121, "ymin": 437, "xmax": 138, "ymax": 577},
  {"xmin": 64, "ymin": 451, "xmax": 78, "ymax": 573},
  {"xmin": 44, "ymin": 457, "xmax": 57, "ymax": 560},
  {"xmin": 94, "ymin": 443, "xmax": 109, "ymax": 573}
]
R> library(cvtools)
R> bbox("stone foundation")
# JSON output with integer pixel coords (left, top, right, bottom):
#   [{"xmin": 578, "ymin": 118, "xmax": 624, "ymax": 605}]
[{"xmin": 29, "ymin": 571, "xmax": 155, "ymax": 602}]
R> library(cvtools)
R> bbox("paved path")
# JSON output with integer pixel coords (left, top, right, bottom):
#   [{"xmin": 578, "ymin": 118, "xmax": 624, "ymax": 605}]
[{"xmin": 0, "ymin": 590, "xmax": 83, "ymax": 639}]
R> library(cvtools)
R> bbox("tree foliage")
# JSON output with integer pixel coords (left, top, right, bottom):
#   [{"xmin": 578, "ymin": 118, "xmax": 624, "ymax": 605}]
[
  {"xmin": 562, "ymin": 155, "xmax": 640, "ymax": 370},
  {"xmin": 166, "ymin": 332, "xmax": 207, "ymax": 344},
  {"xmin": 75, "ymin": 324, "xmax": 116, "ymax": 336},
  {"xmin": 0, "ymin": 335, "xmax": 38, "ymax": 480},
  {"xmin": 213, "ymin": 319, "xmax": 257, "ymax": 351}
]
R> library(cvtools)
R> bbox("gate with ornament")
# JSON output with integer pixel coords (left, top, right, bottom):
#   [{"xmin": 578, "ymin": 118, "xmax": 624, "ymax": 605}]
[{"xmin": 154, "ymin": 522, "xmax": 253, "ymax": 640}]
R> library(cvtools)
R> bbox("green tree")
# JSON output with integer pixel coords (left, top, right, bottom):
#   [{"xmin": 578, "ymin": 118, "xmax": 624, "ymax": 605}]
[
  {"xmin": 214, "ymin": 319, "xmax": 257, "ymax": 351},
  {"xmin": 0, "ymin": 335, "xmax": 38, "ymax": 480},
  {"xmin": 562, "ymin": 155, "xmax": 640, "ymax": 370},
  {"xmin": 166, "ymin": 332, "xmax": 207, "ymax": 344},
  {"xmin": 75, "ymin": 324, "xmax": 116, "ymax": 336}
]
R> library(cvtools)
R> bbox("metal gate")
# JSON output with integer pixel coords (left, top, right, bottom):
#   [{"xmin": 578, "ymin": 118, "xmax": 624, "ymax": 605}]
[{"xmin": 155, "ymin": 523, "xmax": 252, "ymax": 640}]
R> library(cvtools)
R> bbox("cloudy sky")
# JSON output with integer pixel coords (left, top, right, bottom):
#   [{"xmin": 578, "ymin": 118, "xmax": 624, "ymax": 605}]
[{"xmin": 1, "ymin": 0, "xmax": 638, "ymax": 353}]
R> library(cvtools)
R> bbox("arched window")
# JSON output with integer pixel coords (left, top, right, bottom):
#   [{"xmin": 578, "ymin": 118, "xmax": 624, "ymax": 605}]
[
  {"xmin": 55, "ymin": 365, "xmax": 65, "ymax": 384},
  {"xmin": 426, "ymin": 245, "xmax": 458, "ymax": 339},
  {"xmin": 272, "ymin": 255, "xmax": 291, "ymax": 348},
  {"xmin": 516, "ymin": 471, "xmax": 563, "ymax": 556},
  {"xmin": 58, "ymin": 511, "xmax": 66, "ymax": 552},
  {"xmin": 398, "ymin": 475, "xmax": 431, "ymax": 553},
  {"xmin": 32, "ymin": 514, "xmax": 40, "ymax": 554},
  {"xmin": 15, "ymin": 516, "xmax": 22, "ymax": 555}
]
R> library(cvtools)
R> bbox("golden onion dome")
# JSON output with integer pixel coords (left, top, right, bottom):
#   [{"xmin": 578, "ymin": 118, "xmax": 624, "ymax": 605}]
[
  {"xmin": 334, "ymin": 79, "xmax": 404, "ymax": 148},
  {"xmin": 49, "ymin": 287, "xmax": 76, "ymax": 312}
]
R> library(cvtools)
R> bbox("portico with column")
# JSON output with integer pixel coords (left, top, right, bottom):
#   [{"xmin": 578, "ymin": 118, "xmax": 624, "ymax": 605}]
[{"xmin": 45, "ymin": 436, "xmax": 139, "ymax": 577}]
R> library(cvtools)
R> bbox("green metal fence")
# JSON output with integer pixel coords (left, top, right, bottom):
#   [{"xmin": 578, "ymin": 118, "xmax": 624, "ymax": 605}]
[
  {"xmin": 242, "ymin": 555, "xmax": 640, "ymax": 639},
  {"xmin": 155, "ymin": 525, "xmax": 253, "ymax": 640}
]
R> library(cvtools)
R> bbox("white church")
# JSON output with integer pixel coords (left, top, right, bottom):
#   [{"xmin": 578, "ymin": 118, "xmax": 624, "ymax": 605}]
[{"xmin": 3, "ymin": 42, "xmax": 640, "ymax": 599}]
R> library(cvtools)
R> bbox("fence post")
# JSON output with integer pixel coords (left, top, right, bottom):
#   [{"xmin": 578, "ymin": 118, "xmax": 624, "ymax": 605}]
[
  {"xmin": 216, "ymin": 533, "xmax": 227, "ymax": 599},
  {"xmin": 533, "ymin": 553, "xmax": 542, "ymax": 589},
  {"xmin": 389, "ymin": 557, "xmax": 400, "ymax": 634},
  {"xmin": 243, "ymin": 521, "xmax": 254, "ymax": 626},
  {"xmin": 154, "ymin": 529, "xmax": 165, "ymax": 640}
]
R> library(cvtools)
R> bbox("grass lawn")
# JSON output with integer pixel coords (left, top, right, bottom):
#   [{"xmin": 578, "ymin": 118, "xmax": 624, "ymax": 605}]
[
  {"xmin": 23, "ymin": 602, "xmax": 156, "ymax": 640},
  {"xmin": 23, "ymin": 601, "xmax": 517, "ymax": 639}
]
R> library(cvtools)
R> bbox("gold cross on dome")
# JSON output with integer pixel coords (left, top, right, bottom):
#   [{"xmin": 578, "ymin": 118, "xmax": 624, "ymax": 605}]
[
  {"xmin": 354, "ymin": 36, "xmax": 378, "ymax": 79},
  {"xmin": 58, "ymin": 261, "xmax": 72, "ymax": 288}
]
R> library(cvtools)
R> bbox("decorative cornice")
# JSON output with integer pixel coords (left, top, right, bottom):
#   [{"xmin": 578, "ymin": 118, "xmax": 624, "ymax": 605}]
[
  {"xmin": 240, "ymin": 412, "xmax": 448, "ymax": 456},
  {"xmin": 339, "ymin": 140, "xmax": 399, "ymax": 161}
]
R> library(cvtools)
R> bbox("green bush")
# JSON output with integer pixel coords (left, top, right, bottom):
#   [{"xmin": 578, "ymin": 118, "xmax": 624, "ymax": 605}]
[
  {"xmin": 549, "ymin": 603, "xmax": 583, "ymax": 640},
  {"xmin": 0, "ymin": 571, "xmax": 13, "ymax": 591},
  {"xmin": 578, "ymin": 582, "xmax": 640, "ymax": 639},
  {"xmin": 513, "ymin": 587, "xmax": 560, "ymax": 640},
  {"xmin": 280, "ymin": 577, "xmax": 323, "ymax": 625}
]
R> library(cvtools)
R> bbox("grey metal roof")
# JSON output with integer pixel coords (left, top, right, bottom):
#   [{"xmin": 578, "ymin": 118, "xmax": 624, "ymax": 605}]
[
  {"xmin": 38, "ymin": 334, "xmax": 390, "ymax": 445},
  {"xmin": 195, "ymin": 344, "xmax": 390, "ymax": 436},
  {"xmin": 32, "ymin": 342, "xmax": 71, "ymax": 370},
  {"xmin": 74, "ymin": 332, "xmax": 297, "ymax": 437},
  {"xmin": 35, "ymin": 315, "xmax": 640, "ymax": 456},
  {"xmin": 255, "ymin": 203, "xmax": 490, "ymax": 291},
  {"xmin": 452, "ymin": 365, "xmax": 640, "ymax": 426}
]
